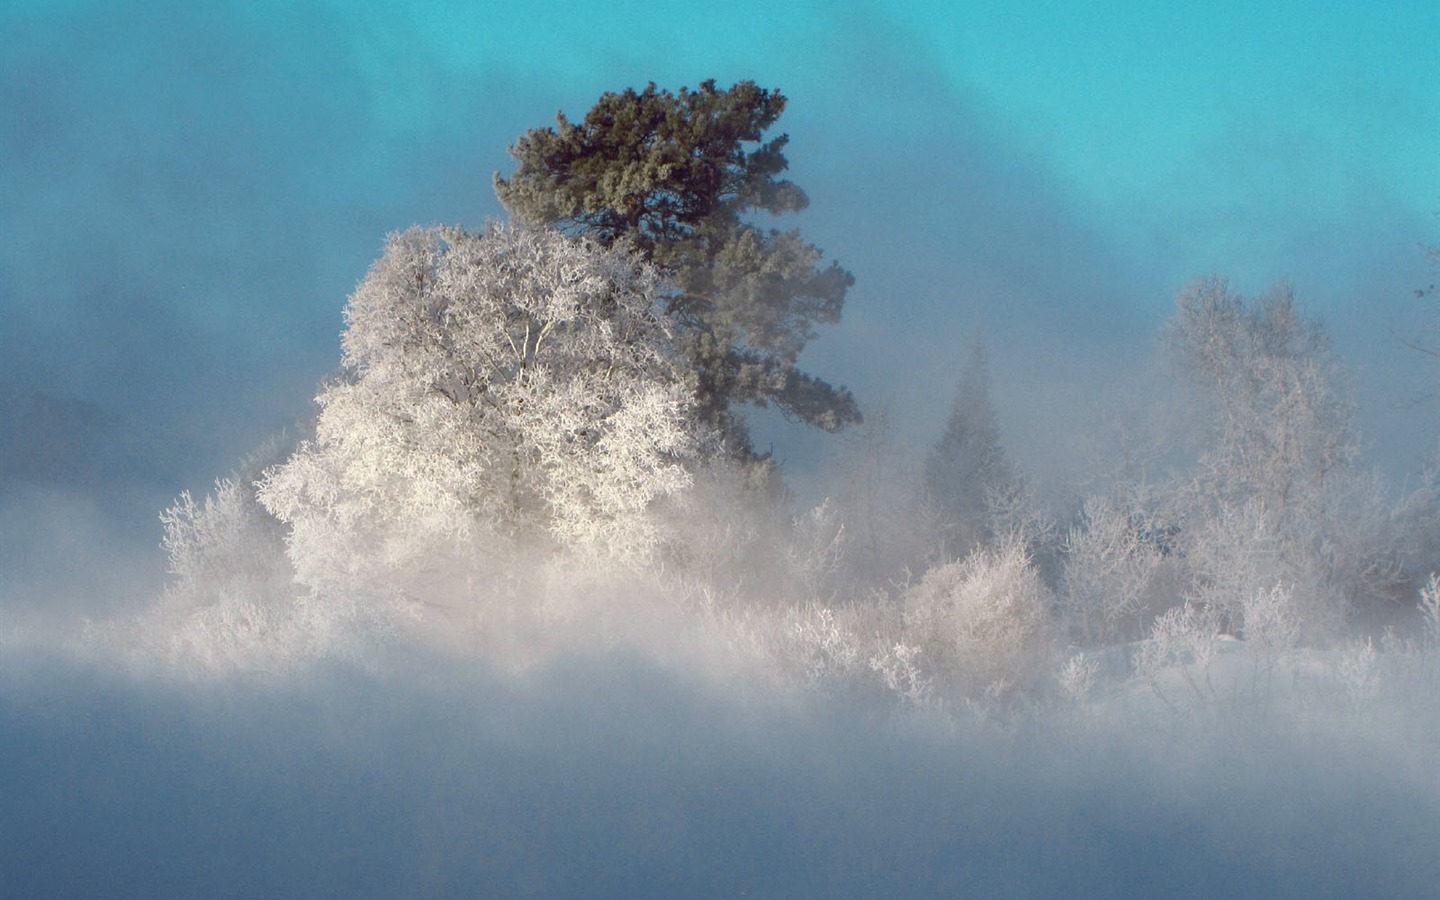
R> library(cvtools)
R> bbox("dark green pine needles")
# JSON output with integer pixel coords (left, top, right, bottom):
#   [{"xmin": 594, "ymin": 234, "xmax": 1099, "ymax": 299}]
[{"xmin": 496, "ymin": 80, "xmax": 860, "ymax": 458}]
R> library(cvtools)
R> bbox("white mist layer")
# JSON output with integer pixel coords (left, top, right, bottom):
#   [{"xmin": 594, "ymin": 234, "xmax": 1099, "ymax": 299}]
[{"xmin": 2, "ymin": 633, "xmax": 1437, "ymax": 900}]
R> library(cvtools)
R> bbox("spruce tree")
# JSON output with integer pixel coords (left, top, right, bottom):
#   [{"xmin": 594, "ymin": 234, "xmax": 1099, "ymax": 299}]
[{"xmin": 922, "ymin": 337, "xmax": 1017, "ymax": 557}]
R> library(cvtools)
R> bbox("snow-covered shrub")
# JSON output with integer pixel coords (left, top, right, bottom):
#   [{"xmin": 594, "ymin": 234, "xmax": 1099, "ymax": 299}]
[
  {"xmin": 782, "ymin": 602, "xmax": 864, "ymax": 686},
  {"xmin": 1238, "ymin": 582, "xmax": 1302, "ymax": 692},
  {"xmin": 1376, "ymin": 575, "xmax": 1440, "ymax": 702},
  {"xmin": 869, "ymin": 642, "xmax": 932, "ymax": 707},
  {"xmin": 1133, "ymin": 601, "xmax": 1223, "ymax": 707},
  {"xmin": 1178, "ymin": 477, "xmax": 1404, "ymax": 646},
  {"xmin": 160, "ymin": 477, "xmax": 290, "ymax": 607},
  {"xmin": 1421, "ymin": 573, "xmax": 1440, "ymax": 652},
  {"xmin": 1057, "ymin": 652, "xmax": 1099, "ymax": 701},
  {"xmin": 898, "ymin": 539, "xmax": 1058, "ymax": 702},
  {"xmin": 1337, "ymin": 638, "xmax": 1381, "ymax": 713},
  {"xmin": 1182, "ymin": 501, "xmax": 1285, "ymax": 630},
  {"xmin": 150, "ymin": 470, "xmax": 405, "ymax": 671}
]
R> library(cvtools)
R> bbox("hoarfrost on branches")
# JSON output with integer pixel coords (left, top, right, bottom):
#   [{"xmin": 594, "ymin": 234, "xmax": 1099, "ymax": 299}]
[{"xmin": 257, "ymin": 224, "xmax": 708, "ymax": 604}]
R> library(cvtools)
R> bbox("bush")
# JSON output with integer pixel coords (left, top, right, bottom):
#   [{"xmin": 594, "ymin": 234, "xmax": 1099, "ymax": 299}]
[{"xmin": 898, "ymin": 539, "xmax": 1058, "ymax": 702}]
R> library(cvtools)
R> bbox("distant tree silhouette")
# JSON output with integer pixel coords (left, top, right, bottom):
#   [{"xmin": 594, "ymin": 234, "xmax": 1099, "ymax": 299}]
[{"xmin": 922, "ymin": 336, "xmax": 1018, "ymax": 557}]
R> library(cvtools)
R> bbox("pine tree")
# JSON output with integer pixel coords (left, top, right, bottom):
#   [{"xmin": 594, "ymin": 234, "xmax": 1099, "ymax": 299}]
[{"xmin": 495, "ymin": 80, "xmax": 859, "ymax": 457}]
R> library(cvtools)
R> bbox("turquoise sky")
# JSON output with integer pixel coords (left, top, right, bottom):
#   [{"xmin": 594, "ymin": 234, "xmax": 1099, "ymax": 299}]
[
  {"xmin": 333, "ymin": 0, "xmax": 1439, "ymax": 290},
  {"xmin": 3, "ymin": 0, "xmax": 1437, "ymax": 479}
]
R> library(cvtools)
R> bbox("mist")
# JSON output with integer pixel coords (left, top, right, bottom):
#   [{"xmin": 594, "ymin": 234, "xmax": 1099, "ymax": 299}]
[
  {"xmin": 5, "ymin": 644, "xmax": 1437, "ymax": 899},
  {"xmin": 4, "ymin": 0, "xmax": 1440, "ymax": 896}
]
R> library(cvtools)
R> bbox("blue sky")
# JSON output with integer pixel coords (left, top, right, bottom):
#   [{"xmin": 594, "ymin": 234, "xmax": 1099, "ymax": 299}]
[{"xmin": 2, "ymin": 0, "xmax": 1437, "ymax": 485}]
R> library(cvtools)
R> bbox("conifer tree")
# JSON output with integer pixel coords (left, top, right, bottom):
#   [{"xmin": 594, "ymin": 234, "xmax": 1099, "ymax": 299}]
[
  {"xmin": 922, "ymin": 337, "xmax": 1017, "ymax": 557},
  {"xmin": 495, "ymin": 80, "xmax": 859, "ymax": 457}
]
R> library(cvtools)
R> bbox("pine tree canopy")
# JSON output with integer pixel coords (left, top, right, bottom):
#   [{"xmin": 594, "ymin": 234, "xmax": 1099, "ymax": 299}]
[{"xmin": 494, "ymin": 80, "xmax": 860, "ymax": 454}]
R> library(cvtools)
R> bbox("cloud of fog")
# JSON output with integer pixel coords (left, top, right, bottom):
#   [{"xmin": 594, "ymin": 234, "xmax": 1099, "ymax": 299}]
[
  {"xmin": 0, "ymin": 485, "xmax": 167, "ymax": 636},
  {"xmin": 0, "ymin": 0, "xmax": 558, "ymax": 490},
  {"xmin": 2, "ymin": 643, "xmax": 1436, "ymax": 899}
]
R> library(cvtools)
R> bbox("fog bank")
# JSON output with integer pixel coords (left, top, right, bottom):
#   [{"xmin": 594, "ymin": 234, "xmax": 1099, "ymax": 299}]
[{"xmin": 4, "ymin": 646, "xmax": 1436, "ymax": 899}]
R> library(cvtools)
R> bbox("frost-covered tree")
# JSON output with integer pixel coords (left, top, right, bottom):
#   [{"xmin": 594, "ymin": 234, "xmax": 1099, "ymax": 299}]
[
  {"xmin": 922, "ymin": 337, "xmax": 1019, "ymax": 558},
  {"xmin": 1170, "ymin": 278, "xmax": 1355, "ymax": 514},
  {"xmin": 158, "ymin": 475, "xmax": 294, "ymax": 651},
  {"xmin": 1061, "ymin": 492, "xmax": 1174, "ymax": 645},
  {"xmin": 257, "ymin": 225, "xmax": 706, "ymax": 602},
  {"xmin": 1166, "ymin": 278, "xmax": 1401, "ymax": 639},
  {"xmin": 496, "ymin": 80, "xmax": 859, "ymax": 455},
  {"xmin": 135, "ymin": 435, "xmax": 390, "ymax": 672},
  {"xmin": 152, "ymin": 471, "xmax": 404, "ymax": 670}
]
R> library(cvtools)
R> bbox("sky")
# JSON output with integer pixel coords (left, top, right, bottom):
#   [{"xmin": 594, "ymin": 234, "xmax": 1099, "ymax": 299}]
[
  {"xmin": 3, "ymin": 0, "xmax": 1437, "ymax": 499},
  {"xmin": 3, "ymin": 2, "xmax": 1440, "ymax": 895}
]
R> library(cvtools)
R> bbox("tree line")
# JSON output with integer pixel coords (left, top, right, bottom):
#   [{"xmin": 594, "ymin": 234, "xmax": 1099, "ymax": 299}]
[{"xmin": 143, "ymin": 81, "xmax": 1440, "ymax": 713}]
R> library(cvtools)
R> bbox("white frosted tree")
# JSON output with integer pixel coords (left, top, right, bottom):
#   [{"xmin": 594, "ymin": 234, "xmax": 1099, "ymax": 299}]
[
  {"xmin": 1167, "ymin": 277, "xmax": 1399, "ymax": 640},
  {"xmin": 257, "ymin": 225, "xmax": 706, "ymax": 604},
  {"xmin": 155, "ymin": 474, "xmax": 298, "ymax": 665},
  {"xmin": 1170, "ymin": 278, "xmax": 1355, "ymax": 515},
  {"xmin": 1061, "ymin": 492, "xmax": 1172, "ymax": 645}
]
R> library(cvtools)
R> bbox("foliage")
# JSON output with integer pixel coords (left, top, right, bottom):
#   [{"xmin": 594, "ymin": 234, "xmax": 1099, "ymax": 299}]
[
  {"xmin": 149, "ymin": 450, "xmax": 404, "ymax": 671},
  {"xmin": 161, "ymin": 477, "xmax": 289, "ymax": 607},
  {"xmin": 257, "ymin": 225, "xmax": 706, "ymax": 604},
  {"xmin": 495, "ymin": 79, "xmax": 859, "ymax": 453},
  {"xmin": 1134, "ymin": 601, "xmax": 1223, "ymax": 707}
]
